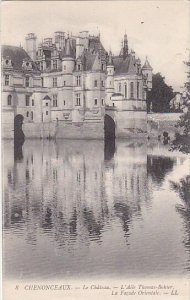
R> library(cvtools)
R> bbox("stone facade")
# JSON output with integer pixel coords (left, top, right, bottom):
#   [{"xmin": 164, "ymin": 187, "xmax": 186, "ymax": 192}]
[{"xmin": 2, "ymin": 31, "xmax": 152, "ymax": 139}]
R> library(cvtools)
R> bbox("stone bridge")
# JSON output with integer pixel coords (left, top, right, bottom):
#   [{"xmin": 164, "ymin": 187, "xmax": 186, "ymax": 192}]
[{"xmin": 105, "ymin": 106, "xmax": 147, "ymax": 139}]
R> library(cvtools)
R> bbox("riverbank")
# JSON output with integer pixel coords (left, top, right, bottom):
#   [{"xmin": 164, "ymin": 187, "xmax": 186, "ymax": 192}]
[{"xmin": 147, "ymin": 113, "xmax": 181, "ymax": 139}]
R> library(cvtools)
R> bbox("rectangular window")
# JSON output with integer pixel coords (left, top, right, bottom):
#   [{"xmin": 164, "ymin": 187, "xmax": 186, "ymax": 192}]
[
  {"xmin": 94, "ymin": 80, "xmax": 98, "ymax": 87},
  {"xmin": 7, "ymin": 95, "xmax": 12, "ymax": 106},
  {"xmin": 53, "ymin": 95, "xmax": 57, "ymax": 107},
  {"xmin": 130, "ymin": 82, "xmax": 134, "ymax": 98},
  {"xmin": 25, "ymin": 95, "xmax": 30, "ymax": 106},
  {"xmin": 5, "ymin": 75, "xmax": 9, "ymax": 86},
  {"xmin": 76, "ymin": 93, "xmax": 81, "ymax": 106},
  {"xmin": 101, "ymin": 80, "xmax": 104, "ymax": 87},
  {"xmin": 53, "ymin": 60, "xmax": 57, "ymax": 69},
  {"xmin": 94, "ymin": 99, "xmax": 98, "ymax": 105},
  {"xmin": 124, "ymin": 83, "xmax": 127, "ymax": 98},
  {"xmin": 137, "ymin": 82, "xmax": 140, "ymax": 99},
  {"xmin": 26, "ymin": 76, "xmax": 30, "ymax": 87},
  {"xmin": 63, "ymin": 100, "xmax": 66, "ymax": 106},
  {"xmin": 41, "ymin": 77, "xmax": 44, "ymax": 87},
  {"xmin": 78, "ymin": 64, "xmax": 81, "ymax": 71},
  {"xmin": 53, "ymin": 77, "xmax": 57, "ymax": 87},
  {"xmin": 46, "ymin": 111, "xmax": 48, "ymax": 115},
  {"xmin": 64, "ymin": 81, "xmax": 66, "ymax": 86},
  {"xmin": 32, "ymin": 99, "xmax": 34, "ymax": 106},
  {"xmin": 76, "ymin": 76, "xmax": 81, "ymax": 86},
  {"xmin": 102, "ymin": 99, "xmax": 104, "ymax": 106},
  {"xmin": 46, "ymin": 102, "xmax": 48, "ymax": 106},
  {"xmin": 31, "ymin": 111, "xmax": 33, "ymax": 121}
]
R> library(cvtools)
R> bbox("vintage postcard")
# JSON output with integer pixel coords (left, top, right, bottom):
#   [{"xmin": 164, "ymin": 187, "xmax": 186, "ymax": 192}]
[{"xmin": 1, "ymin": 1, "xmax": 190, "ymax": 299}]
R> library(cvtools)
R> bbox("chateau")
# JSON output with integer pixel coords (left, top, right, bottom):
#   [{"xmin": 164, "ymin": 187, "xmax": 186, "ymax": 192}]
[{"xmin": 2, "ymin": 31, "xmax": 152, "ymax": 139}]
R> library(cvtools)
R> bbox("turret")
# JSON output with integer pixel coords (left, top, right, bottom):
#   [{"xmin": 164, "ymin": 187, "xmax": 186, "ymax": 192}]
[
  {"xmin": 25, "ymin": 33, "xmax": 37, "ymax": 61},
  {"xmin": 106, "ymin": 51, "xmax": 114, "ymax": 105},
  {"xmin": 142, "ymin": 56, "xmax": 153, "ymax": 90}
]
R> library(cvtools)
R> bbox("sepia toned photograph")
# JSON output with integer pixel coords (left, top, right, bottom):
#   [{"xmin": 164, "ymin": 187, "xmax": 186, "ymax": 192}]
[{"xmin": 1, "ymin": 1, "xmax": 190, "ymax": 299}]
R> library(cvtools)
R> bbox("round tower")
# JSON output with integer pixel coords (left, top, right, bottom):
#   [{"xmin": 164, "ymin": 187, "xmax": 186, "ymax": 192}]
[{"xmin": 106, "ymin": 51, "xmax": 114, "ymax": 106}]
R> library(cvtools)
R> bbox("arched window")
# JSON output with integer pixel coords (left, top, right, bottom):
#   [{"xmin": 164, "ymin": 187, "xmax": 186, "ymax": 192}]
[
  {"xmin": 26, "ymin": 111, "xmax": 29, "ymax": 117},
  {"xmin": 118, "ymin": 83, "xmax": 121, "ymax": 93},
  {"xmin": 7, "ymin": 95, "xmax": 12, "ymax": 106},
  {"xmin": 130, "ymin": 82, "xmax": 134, "ymax": 98},
  {"xmin": 124, "ymin": 83, "xmax": 127, "ymax": 98},
  {"xmin": 31, "ymin": 111, "xmax": 33, "ymax": 121}
]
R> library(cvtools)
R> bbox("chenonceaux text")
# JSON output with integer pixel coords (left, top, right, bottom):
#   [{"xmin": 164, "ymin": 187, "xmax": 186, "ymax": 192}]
[{"xmin": 24, "ymin": 285, "xmax": 71, "ymax": 291}]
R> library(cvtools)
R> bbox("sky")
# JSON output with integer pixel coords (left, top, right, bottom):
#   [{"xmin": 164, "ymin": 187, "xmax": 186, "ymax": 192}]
[{"xmin": 1, "ymin": 0, "xmax": 190, "ymax": 91}]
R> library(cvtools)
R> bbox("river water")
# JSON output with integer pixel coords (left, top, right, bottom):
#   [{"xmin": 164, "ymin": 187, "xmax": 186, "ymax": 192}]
[{"xmin": 2, "ymin": 139, "xmax": 190, "ymax": 280}]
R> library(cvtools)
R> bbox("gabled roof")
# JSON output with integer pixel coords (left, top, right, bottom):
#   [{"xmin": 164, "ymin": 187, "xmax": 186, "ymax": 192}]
[{"xmin": 2, "ymin": 45, "xmax": 40, "ymax": 72}]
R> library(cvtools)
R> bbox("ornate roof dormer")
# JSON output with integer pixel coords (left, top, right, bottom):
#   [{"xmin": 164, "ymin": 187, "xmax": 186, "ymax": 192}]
[
  {"xmin": 22, "ymin": 59, "xmax": 33, "ymax": 70},
  {"xmin": 2, "ymin": 56, "xmax": 13, "ymax": 69}
]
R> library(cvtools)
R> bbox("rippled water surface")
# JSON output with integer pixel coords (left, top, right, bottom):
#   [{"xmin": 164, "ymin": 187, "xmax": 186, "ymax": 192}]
[{"xmin": 3, "ymin": 139, "xmax": 190, "ymax": 279}]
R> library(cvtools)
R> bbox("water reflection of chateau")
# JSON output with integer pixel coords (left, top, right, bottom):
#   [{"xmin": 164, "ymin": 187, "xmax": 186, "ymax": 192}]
[{"xmin": 3, "ymin": 140, "xmax": 176, "ymax": 247}]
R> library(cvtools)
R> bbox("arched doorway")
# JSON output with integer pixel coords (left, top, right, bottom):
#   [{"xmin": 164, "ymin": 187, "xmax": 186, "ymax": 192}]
[
  {"xmin": 14, "ymin": 114, "xmax": 25, "ymax": 144},
  {"xmin": 104, "ymin": 114, "xmax": 115, "ymax": 140}
]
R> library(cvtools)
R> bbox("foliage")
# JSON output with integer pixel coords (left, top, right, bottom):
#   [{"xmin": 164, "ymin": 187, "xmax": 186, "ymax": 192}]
[
  {"xmin": 147, "ymin": 73, "xmax": 174, "ymax": 113},
  {"xmin": 170, "ymin": 58, "xmax": 190, "ymax": 153}
]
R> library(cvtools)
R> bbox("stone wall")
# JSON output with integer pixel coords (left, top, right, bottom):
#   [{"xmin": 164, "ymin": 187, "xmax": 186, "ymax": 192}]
[
  {"xmin": 55, "ymin": 121, "xmax": 104, "ymax": 139},
  {"xmin": 21, "ymin": 121, "xmax": 104, "ymax": 140},
  {"xmin": 115, "ymin": 110, "xmax": 147, "ymax": 138}
]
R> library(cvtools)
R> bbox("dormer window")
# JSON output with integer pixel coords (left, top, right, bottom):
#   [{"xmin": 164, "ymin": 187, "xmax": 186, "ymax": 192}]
[
  {"xmin": 22, "ymin": 60, "xmax": 32, "ymax": 70},
  {"xmin": 3, "ymin": 58, "xmax": 12, "ymax": 68}
]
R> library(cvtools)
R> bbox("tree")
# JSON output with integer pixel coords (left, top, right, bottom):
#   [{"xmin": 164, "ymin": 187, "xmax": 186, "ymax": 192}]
[
  {"xmin": 147, "ymin": 73, "xmax": 174, "ymax": 113},
  {"xmin": 171, "ymin": 60, "xmax": 190, "ymax": 153}
]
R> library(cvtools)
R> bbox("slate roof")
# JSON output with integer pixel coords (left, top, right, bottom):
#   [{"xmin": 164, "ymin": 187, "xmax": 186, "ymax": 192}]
[
  {"xmin": 142, "ymin": 57, "xmax": 152, "ymax": 70},
  {"xmin": 2, "ymin": 45, "xmax": 40, "ymax": 72},
  {"xmin": 113, "ymin": 54, "xmax": 137, "ymax": 75}
]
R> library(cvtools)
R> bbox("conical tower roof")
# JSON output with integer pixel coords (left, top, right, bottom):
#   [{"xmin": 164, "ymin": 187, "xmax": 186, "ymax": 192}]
[
  {"xmin": 142, "ymin": 56, "xmax": 152, "ymax": 70},
  {"xmin": 63, "ymin": 37, "xmax": 75, "ymax": 58}
]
